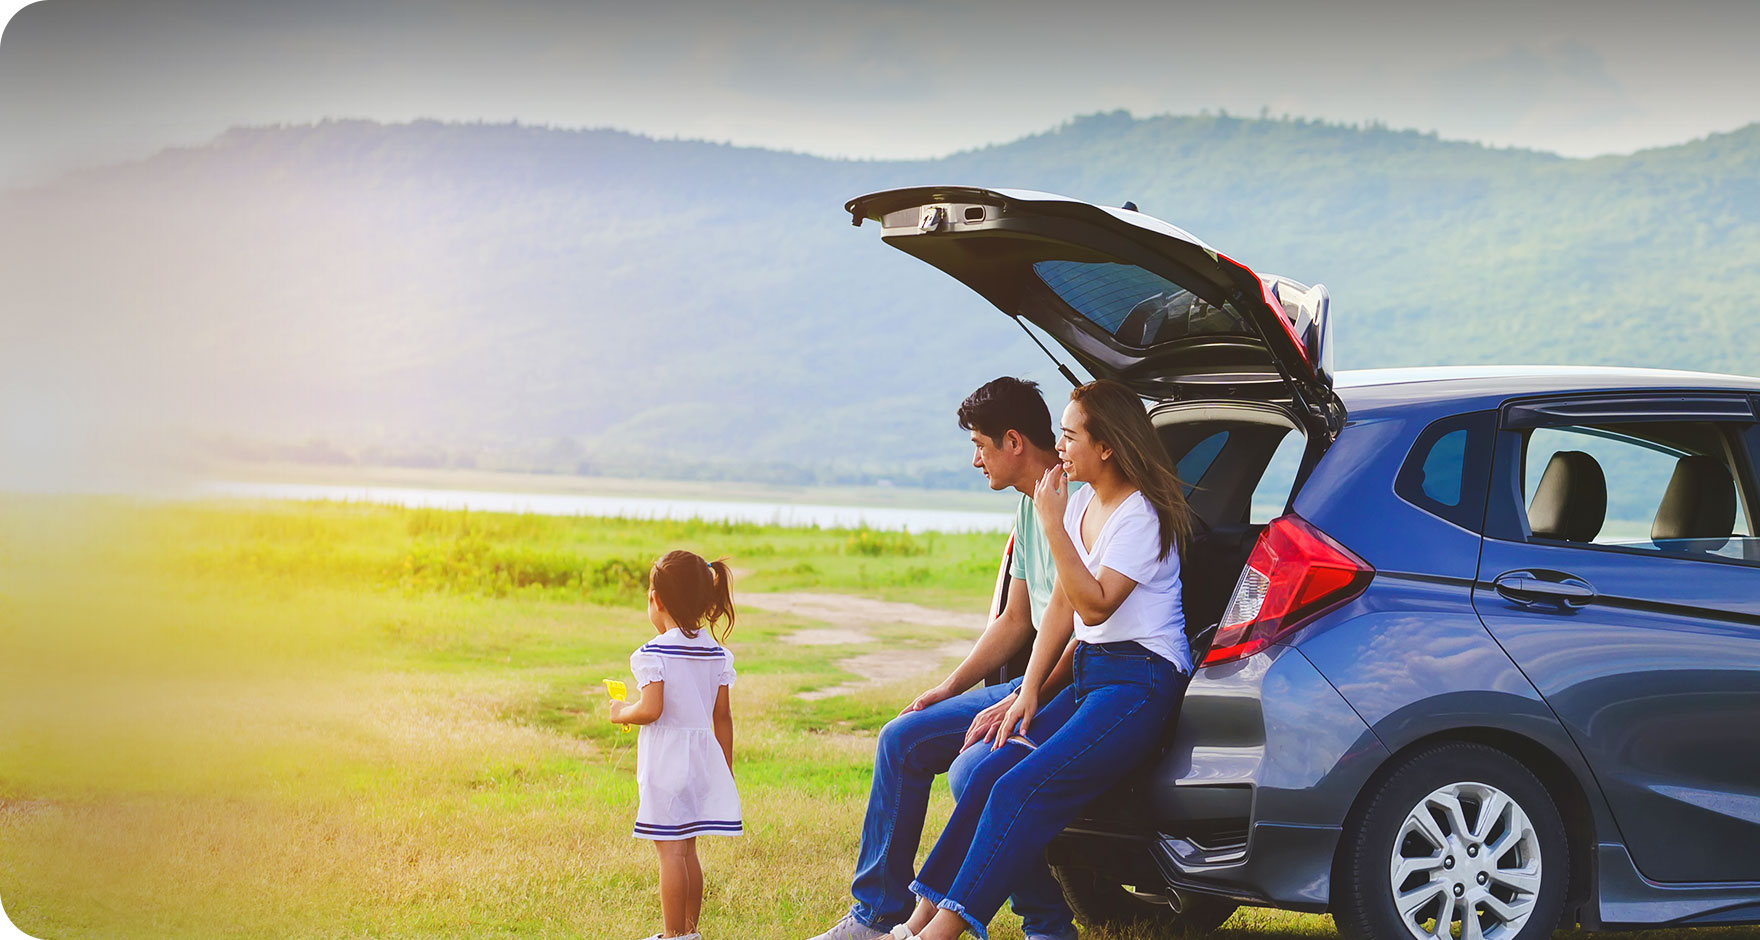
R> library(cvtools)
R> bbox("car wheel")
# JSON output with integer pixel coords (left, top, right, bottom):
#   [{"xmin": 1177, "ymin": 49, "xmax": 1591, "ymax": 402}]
[
  {"xmin": 1336, "ymin": 742, "xmax": 1569, "ymax": 940},
  {"xmin": 1049, "ymin": 863, "xmax": 1238, "ymax": 938}
]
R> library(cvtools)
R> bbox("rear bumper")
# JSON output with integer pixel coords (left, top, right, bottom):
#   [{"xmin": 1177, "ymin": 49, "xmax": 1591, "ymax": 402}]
[
  {"xmin": 1046, "ymin": 817, "xmax": 1340, "ymax": 913},
  {"xmin": 1141, "ymin": 644, "xmax": 1386, "ymax": 911},
  {"xmin": 1153, "ymin": 822, "xmax": 1342, "ymax": 911}
]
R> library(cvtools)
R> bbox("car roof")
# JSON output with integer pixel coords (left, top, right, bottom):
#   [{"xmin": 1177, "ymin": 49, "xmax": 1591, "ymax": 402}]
[{"xmin": 1334, "ymin": 365, "xmax": 1760, "ymax": 415}]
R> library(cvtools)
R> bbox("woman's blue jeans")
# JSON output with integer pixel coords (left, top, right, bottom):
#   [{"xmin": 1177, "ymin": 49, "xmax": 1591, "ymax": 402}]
[
  {"xmin": 910, "ymin": 641, "xmax": 1188, "ymax": 939},
  {"xmin": 849, "ymin": 678, "xmax": 1075, "ymax": 938}
]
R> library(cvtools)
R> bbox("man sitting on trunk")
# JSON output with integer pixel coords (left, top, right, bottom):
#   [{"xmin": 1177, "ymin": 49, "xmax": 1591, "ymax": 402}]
[{"xmin": 806, "ymin": 376, "xmax": 1078, "ymax": 940}]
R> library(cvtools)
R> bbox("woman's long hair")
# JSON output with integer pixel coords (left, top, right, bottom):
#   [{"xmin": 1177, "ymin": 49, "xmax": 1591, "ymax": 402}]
[
  {"xmin": 650, "ymin": 550, "xmax": 736, "ymax": 643},
  {"xmin": 1069, "ymin": 380, "xmax": 1194, "ymax": 560}
]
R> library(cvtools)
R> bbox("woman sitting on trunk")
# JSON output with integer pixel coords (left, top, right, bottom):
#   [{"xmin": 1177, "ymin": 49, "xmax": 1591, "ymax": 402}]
[{"xmin": 890, "ymin": 379, "xmax": 1196, "ymax": 940}]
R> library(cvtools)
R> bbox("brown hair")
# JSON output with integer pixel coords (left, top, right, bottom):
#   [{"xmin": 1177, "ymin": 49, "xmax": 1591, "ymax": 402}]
[
  {"xmin": 1068, "ymin": 380, "xmax": 1194, "ymax": 561},
  {"xmin": 958, "ymin": 376, "xmax": 1057, "ymax": 451},
  {"xmin": 650, "ymin": 549, "xmax": 736, "ymax": 643}
]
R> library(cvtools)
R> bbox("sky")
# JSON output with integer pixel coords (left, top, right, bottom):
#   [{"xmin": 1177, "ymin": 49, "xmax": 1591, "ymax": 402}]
[{"xmin": 3, "ymin": 0, "xmax": 1760, "ymax": 188}]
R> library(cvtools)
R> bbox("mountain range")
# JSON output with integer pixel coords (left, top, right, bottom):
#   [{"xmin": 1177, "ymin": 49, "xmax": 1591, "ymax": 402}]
[{"xmin": 5, "ymin": 111, "xmax": 1757, "ymax": 486}]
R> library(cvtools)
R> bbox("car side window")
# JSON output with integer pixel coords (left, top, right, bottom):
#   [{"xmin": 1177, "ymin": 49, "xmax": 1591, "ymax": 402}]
[
  {"xmin": 1518, "ymin": 420, "xmax": 1758, "ymax": 564},
  {"xmin": 1396, "ymin": 411, "xmax": 1495, "ymax": 530},
  {"xmin": 1421, "ymin": 431, "xmax": 1468, "ymax": 505}
]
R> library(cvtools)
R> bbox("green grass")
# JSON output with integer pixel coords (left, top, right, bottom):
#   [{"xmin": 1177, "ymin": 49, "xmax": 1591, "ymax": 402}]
[
  {"xmin": 0, "ymin": 496, "xmax": 1005, "ymax": 939},
  {"xmin": 4, "ymin": 496, "xmax": 1757, "ymax": 940}
]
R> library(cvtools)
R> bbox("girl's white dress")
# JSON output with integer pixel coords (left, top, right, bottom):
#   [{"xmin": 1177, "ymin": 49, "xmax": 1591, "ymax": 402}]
[{"xmin": 628, "ymin": 627, "xmax": 742, "ymax": 840}]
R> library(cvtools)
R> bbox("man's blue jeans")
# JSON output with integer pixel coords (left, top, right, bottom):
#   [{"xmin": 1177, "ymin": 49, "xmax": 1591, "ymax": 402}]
[
  {"xmin": 910, "ymin": 642, "xmax": 1188, "ymax": 939},
  {"xmin": 849, "ymin": 677, "xmax": 1076, "ymax": 938}
]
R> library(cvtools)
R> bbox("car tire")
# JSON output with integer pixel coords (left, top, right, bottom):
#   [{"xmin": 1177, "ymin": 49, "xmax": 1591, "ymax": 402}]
[
  {"xmin": 1335, "ymin": 742, "xmax": 1570, "ymax": 940},
  {"xmin": 1049, "ymin": 863, "xmax": 1238, "ymax": 938}
]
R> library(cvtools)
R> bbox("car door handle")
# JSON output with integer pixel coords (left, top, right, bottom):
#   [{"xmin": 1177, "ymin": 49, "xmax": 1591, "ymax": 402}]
[{"xmin": 1493, "ymin": 571, "xmax": 1596, "ymax": 609}]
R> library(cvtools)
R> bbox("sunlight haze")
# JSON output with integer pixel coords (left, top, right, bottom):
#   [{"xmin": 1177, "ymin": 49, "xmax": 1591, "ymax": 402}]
[{"xmin": 3, "ymin": 0, "xmax": 1760, "ymax": 492}]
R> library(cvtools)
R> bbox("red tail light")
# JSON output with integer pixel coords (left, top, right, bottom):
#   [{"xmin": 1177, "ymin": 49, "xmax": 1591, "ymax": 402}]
[{"xmin": 1201, "ymin": 514, "xmax": 1373, "ymax": 666}]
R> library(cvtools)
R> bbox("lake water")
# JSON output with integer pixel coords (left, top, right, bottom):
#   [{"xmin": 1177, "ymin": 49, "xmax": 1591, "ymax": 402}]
[{"xmin": 193, "ymin": 481, "xmax": 1014, "ymax": 533}]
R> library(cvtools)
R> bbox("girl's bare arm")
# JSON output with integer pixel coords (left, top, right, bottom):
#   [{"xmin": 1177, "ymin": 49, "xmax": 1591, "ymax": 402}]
[{"xmin": 609, "ymin": 680, "xmax": 665, "ymax": 725}]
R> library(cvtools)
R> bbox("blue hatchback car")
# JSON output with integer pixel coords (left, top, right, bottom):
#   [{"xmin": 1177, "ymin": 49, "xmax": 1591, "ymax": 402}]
[{"xmin": 848, "ymin": 187, "xmax": 1760, "ymax": 940}]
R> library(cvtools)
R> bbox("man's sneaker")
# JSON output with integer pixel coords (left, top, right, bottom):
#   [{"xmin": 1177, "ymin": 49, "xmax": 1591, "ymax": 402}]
[{"xmin": 806, "ymin": 913, "xmax": 890, "ymax": 940}]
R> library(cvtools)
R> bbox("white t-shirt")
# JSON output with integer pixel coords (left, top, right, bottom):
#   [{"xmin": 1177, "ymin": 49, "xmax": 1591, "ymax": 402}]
[{"xmin": 1062, "ymin": 485, "xmax": 1191, "ymax": 673}]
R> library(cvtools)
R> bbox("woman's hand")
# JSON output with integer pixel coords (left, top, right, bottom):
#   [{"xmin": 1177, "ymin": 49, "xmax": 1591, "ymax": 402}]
[
  {"xmin": 1033, "ymin": 465, "xmax": 1070, "ymax": 532},
  {"xmin": 991, "ymin": 689, "xmax": 1039, "ymax": 750},
  {"xmin": 962, "ymin": 691, "xmax": 1019, "ymax": 749}
]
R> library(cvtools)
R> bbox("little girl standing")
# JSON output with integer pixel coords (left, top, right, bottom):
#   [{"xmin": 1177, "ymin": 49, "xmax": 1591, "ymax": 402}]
[{"xmin": 608, "ymin": 549, "xmax": 741, "ymax": 940}]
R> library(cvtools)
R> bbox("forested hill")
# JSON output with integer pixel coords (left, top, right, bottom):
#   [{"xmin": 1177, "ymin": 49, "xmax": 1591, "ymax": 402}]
[{"xmin": 6, "ymin": 113, "xmax": 1758, "ymax": 485}]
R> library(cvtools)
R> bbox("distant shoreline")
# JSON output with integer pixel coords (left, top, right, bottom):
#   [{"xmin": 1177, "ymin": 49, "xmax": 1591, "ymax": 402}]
[{"xmin": 199, "ymin": 461, "xmax": 1013, "ymax": 514}]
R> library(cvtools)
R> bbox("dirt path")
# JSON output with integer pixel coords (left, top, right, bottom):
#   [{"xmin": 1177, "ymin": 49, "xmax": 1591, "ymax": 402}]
[{"xmin": 741, "ymin": 592, "xmax": 983, "ymax": 701}]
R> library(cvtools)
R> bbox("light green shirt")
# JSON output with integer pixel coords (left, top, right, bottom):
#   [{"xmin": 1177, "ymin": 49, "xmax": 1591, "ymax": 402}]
[{"xmin": 1007, "ymin": 483, "xmax": 1083, "ymax": 629}]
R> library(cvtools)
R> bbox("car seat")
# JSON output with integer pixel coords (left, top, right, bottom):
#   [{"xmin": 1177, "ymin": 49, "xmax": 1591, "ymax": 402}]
[
  {"xmin": 1651, "ymin": 454, "xmax": 1737, "ymax": 550},
  {"xmin": 1528, "ymin": 450, "xmax": 1607, "ymax": 542}
]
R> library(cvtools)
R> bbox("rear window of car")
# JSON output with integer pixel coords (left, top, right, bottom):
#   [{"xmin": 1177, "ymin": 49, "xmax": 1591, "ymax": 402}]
[
  {"xmin": 1396, "ymin": 411, "xmax": 1495, "ymax": 530},
  {"xmin": 1032, "ymin": 260, "xmax": 1250, "ymax": 346},
  {"xmin": 1421, "ymin": 430, "xmax": 1469, "ymax": 505}
]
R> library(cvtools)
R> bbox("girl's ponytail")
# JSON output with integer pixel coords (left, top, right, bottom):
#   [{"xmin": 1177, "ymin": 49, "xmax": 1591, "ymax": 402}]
[
  {"xmin": 706, "ymin": 559, "xmax": 736, "ymax": 644},
  {"xmin": 650, "ymin": 550, "xmax": 736, "ymax": 643}
]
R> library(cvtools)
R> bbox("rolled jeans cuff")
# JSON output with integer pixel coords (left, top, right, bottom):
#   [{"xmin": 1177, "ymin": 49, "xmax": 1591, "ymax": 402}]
[
  {"xmin": 908, "ymin": 878, "xmax": 948, "ymax": 908},
  {"xmin": 908, "ymin": 880, "xmax": 989, "ymax": 939},
  {"xmin": 936, "ymin": 895, "xmax": 987, "ymax": 940}
]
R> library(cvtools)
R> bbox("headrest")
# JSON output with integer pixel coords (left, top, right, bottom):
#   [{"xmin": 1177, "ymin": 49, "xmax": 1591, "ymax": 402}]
[
  {"xmin": 1651, "ymin": 455, "xmax": 1736, "ymax": 542},
  {"xmin": 1529, "ymin": 451, "xmax": 1606, "ymax": 542}
]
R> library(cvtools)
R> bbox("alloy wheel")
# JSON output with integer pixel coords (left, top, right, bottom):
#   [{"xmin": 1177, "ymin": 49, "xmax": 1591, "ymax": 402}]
[{"xmin": 1388, "ymin": 781, "xmax": 1542, "ymax": 940}]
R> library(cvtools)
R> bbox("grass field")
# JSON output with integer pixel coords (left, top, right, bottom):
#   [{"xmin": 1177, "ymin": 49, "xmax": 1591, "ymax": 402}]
[{"xmin": 0, "ymin": 496, "xmax": 1747, "ymax": 940}]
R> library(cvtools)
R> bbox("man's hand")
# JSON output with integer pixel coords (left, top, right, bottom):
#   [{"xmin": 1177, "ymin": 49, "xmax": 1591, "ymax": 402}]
[
  {"xmin": 992, "ymin": 689, "xmax": 1039, "ymax": 750},
  {"xmin": 900, "ymin": 681, "xmax": 955, "ymax": 716},
  {"xmin": 963, "ymin": 691, "xmax": 1019, "ymax": 750}
]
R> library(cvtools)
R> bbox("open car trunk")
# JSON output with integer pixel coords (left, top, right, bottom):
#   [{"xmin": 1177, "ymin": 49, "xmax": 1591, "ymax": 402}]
[
  {"xmin": 857, "ymin": 187, "xmax": 1342, "ymax": 679},
  {"xmin": 847, "ymin": 186, "xmax": 1346, "ymax": 442}
]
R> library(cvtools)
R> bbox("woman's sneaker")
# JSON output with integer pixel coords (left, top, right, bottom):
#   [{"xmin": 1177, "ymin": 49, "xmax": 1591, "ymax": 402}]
[
  {"xmin": 888, "ymin": 926, "xmax": 923, "ymax": 940},
  {"xmin": 805, "ymin": 913, "xmax": 890, "ymax": 940}
]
